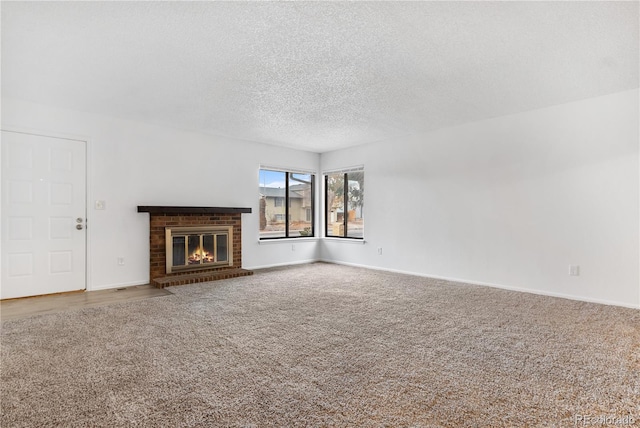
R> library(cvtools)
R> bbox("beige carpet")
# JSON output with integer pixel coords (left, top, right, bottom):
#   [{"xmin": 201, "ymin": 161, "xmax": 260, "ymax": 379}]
[{"xmin": 1, "ymin": 263, "xmax": 638, "ymax": 427}]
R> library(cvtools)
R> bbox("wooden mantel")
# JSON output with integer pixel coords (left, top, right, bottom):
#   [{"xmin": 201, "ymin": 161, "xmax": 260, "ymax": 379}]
[{"xmin": 137, "ymin": 206, "xmax": 252, "ymax": 215}]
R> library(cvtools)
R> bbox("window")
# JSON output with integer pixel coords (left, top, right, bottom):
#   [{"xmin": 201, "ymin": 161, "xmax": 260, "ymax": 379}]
[
  {"xmin": 325, "ymin": 169, "xmax": 364, "ymax": 239},
  {"xmin": 259, "ymin": 168, "xmax": 315, "ymax": 239}
]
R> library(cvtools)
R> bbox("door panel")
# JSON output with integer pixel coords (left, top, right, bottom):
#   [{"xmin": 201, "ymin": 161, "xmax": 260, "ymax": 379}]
[{"xmin": 1, "ymin": 131, "xmax": 86, "ymax": 299}]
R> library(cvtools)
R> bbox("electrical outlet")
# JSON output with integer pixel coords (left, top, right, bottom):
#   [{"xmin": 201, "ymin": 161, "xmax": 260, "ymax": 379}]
[
  {"xmin": 569, "ymin": 265, "xmax": 580, "ymax": 276},
  {"xmin": 291, "ymin": 244, "xmax": 296, "ymax": 251},
  {"xmin": 377, "ymin": 247, "xmax": 383, "ymax": 255},
  {"xmin": 117, "ymin": 257, "xmax": 125, "ymax": 266}
]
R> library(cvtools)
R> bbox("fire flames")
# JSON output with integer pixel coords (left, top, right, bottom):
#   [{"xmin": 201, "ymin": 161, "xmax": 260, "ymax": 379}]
[{"xmin": 188, "ymin": 246, "xmax": 214, "ymax": 264}]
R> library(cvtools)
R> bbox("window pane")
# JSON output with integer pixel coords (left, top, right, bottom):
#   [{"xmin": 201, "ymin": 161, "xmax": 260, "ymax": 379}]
[
  {"xmin": 259, "ymin": 170, "xmax": 287, "ymax": 238},
  {"xmin": 202, "ymin": 235, "xmax": 215, "ymax": 264},
  {"xmin": 173, "ymin": 236, "xmax": 186, "ymax": 266},
  {"xmin": 289, "ymin": 172, "xmax": 313, "ymax": 237},
  {"xmin": 217, "ymin": 234, "xmax": 228, "ymax": 262},
  {"xmin": 346, "ymin": 171, "xmax": 364, "ymax": 238},
  {"xmin": 188, "ymin": 235, "xmax": 201, "ymax": 265},
  {"xmin": 326, "ymin": 173, "xmax": 345, "ymax": 237},
  {"xmin": 259, "ymin": 168, "xmax": 315, "ymax": 239},
  {"xmin": 325, "ymin": 170, "xmax": 364, "ymax": 239}
]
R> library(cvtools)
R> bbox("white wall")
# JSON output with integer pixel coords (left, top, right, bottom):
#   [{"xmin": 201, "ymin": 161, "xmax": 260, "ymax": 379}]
[
  {"xmin": 321, "ymin": 89, "xmax": 640, "ymax": 308},
  {"xmin": 1, "ymin": 98, "xmax": 321, "ymax": 290},
  {"xmin": 3, "ymin": 90, "xmax": 638, "ymax": 308}
]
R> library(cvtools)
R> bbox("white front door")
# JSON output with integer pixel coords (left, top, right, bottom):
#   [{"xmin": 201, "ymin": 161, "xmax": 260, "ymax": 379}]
[{"xmin": 1, "ymin": 131, "xmax": 86, "ymax": 299}]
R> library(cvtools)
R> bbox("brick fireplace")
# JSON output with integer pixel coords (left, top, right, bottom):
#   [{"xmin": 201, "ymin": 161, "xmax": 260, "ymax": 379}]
[{"xmin": 137, "ymin": 206, "xmax": 253, "ymax": 288}]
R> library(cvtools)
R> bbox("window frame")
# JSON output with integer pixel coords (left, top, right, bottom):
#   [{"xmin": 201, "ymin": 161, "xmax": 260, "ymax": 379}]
[
  {"xmin": 259, "ymin": 168, "xmax": 315, "ymax": 240},
  {"xmin": 324, "ymin": 168, "xmax": 364, "ymax": 240}
]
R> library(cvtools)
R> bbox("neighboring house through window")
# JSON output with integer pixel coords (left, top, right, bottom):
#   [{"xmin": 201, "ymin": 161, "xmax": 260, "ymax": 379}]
[{"xmin": 259, "ymin": 168, "xmax": 315, "ymax": 239}]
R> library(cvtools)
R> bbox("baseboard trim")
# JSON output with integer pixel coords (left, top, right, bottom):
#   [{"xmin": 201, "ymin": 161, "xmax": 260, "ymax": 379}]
[
  {"xmin": 319, "ymin": 259, "xmax": 640, "ymax": 310},
  {"xmin": 88, "ymin": 280, "xmax": 150, "ymax": 291},
  {"xmin": 245, "ymin": 259, "xmax": 321, "ymax": 271}
]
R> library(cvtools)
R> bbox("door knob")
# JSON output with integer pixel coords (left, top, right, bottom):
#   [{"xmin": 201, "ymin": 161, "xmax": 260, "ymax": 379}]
[
  {"xmin": 76, "ymin": 218, "xmax": 84, "ymax": 223},
  {"xmin": 76, "ymin": 224, "xmax": 83, "ymax": 230}
]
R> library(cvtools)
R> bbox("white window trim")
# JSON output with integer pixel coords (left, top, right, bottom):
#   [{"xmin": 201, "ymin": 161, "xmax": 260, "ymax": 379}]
[
  {"xmin": 258, "ymin": 237, "xmax": 319, "ymax": 244},
  {"xmin": 322, "ymin": 237, "xmax": 366, "ymax": 244},
  {"xmin": 321, "ymin": 164, "xmax": 365, "ymax": 175},
  {"xmin": 260, "ymin": 164, "xmax": 316, "ymax": 175}
]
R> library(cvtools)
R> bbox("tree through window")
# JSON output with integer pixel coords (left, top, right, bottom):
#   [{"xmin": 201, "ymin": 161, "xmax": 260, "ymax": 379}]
[{"xmin": 325, "ymin": 169, "xmax": 364, "ymax": 239}]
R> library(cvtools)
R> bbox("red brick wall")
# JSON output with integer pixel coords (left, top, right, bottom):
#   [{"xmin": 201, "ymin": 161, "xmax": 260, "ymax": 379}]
[{"xmin": 148, "ymin": 213, "xmax": 242, "ymax": 281}]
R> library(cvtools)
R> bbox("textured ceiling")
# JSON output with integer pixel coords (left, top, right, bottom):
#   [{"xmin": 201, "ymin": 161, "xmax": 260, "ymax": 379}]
[{"xmin": 2, "ymin": 1, "xmax": 638, "ymax": 153}]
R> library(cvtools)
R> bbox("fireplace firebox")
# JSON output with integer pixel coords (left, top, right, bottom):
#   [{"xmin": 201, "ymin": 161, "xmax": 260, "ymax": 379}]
[{"xmin": 165, "ymin": 226, "xmax": 233, "ymax": 273}]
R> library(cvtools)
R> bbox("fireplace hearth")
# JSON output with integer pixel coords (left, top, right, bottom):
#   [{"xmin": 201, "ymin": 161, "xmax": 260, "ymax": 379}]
[{"xmin": 138, "ymin": 206, "xmax": 252, "ymax": 287}]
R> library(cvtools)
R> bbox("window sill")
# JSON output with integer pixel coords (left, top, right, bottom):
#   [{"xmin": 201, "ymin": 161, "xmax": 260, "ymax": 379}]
[
  {"xmin": 322, "ymin": 237, "xmax": 366, "ymax": 244},
  {"xmin": 258, "ymin": 237, "xmax": 319, "ymax": 244}
]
